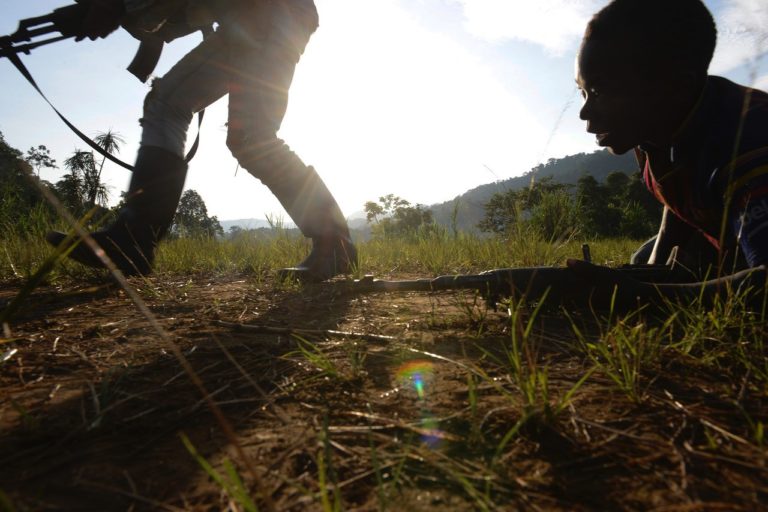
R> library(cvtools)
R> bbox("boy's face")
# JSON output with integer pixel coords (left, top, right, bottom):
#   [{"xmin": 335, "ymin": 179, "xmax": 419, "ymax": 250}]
[{"xmin": 575, "ymin": 38, "xmax": 669, "ymax": 155}]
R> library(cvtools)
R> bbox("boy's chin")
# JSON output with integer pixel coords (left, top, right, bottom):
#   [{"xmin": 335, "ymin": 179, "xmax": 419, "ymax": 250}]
[
  {"xmin": 606, "ymin": 145, "xmax": 634, "ymax": 155},
  {"xmin": 596, "ymin": 133, "xmax": 637, "ymax": 155}
]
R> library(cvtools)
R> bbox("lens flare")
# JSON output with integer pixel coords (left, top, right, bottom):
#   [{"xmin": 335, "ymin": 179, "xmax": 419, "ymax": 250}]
[
  {"xmin": 395, "ymin": 360, "xmax": 444, "ymax": 448},
  {"xmin": 396, "ymin": 360, "xmax": 434, "ymax": 399}
]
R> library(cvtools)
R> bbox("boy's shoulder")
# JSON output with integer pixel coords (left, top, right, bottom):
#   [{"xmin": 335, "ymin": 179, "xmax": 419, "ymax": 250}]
[
  {"xmin": 700, "ymin": 76, "xmax": 768, "ymax": 184},
  {"xmin": 695, "ymin": 77, "xmax": 768, "ymax": 216},
  {"xmin": 705, "ymin": 76, "xmax": 768, "ymax": 154}
]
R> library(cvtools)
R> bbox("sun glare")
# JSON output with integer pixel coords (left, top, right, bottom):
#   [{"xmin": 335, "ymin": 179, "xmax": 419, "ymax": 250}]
[{"xmin": 277, "ymin": 0, "xmax": 549, "ymax": 216}]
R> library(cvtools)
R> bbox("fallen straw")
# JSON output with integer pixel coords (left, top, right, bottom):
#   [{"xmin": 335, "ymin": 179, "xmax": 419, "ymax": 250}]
[{"xmin": 214, "ymin": 320, "xmax": 395, "ymax": 343}]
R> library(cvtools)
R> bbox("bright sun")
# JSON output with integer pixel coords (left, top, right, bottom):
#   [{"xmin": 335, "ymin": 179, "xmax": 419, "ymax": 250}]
[
  {"xmin": 275, "ymin": 0, "xmax": 546, "ymax": 215},
  {"xmin": 182, "ymin": 0, "xmax": 554, "ymax": 221}
]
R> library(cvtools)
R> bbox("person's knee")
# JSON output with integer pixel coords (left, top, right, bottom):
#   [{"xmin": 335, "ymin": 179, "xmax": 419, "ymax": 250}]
[
  {"xmin": 225, "ymin": 130, "xmax": 249, "ymax": 166},
  {"xmin": 140, "ymin": 81, "xmax": 195, "ymax": 157},
  {"xmin": 226, "ymin": 128, "xmax": 283, "ymax": 176}
]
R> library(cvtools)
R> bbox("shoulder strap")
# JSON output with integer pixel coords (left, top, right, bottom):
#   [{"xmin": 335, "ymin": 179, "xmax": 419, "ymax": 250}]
[{"xmin": 6, "ymin": 46, "xmax": 204, "ymax": 171}]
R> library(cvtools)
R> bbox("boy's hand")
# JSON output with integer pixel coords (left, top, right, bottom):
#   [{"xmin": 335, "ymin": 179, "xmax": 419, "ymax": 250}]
[{"xmin": 77, "ymin": 0, "xmax": 125, "ymax": 41}]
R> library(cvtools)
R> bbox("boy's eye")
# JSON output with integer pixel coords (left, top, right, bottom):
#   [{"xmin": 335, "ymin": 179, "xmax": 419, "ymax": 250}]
[{"xmin": 579, "ymin": 87, "xmax": 602, "ymax": 100}]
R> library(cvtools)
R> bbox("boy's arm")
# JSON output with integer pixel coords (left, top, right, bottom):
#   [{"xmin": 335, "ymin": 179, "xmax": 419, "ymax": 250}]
[
  {"xmin": 729, "ymin": 188, "xmax": 768, "ymax": 268},
  {"xmin": 567, "ymin": 259, "xmax": 767, "ymax": 311},
  {"xmin": 648, "ymin": 206, "xmax": 698, "ymax": 264},
  {"xmin": 579, "ymin": 171, "xmax": 768, "ymax": 311}
]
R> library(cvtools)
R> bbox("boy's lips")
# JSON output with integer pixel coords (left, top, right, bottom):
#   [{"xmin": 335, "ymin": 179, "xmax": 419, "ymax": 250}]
[
  {"xmin": 594, "ymin": 132, "xmax": 611, "ymax": 145},
  {"xmin": 587, "ymin": 125, "xmax": 611, "ymax": 144}
]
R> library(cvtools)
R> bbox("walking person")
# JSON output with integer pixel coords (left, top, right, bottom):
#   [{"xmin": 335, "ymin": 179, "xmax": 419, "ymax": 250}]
[{"xmin": 48, "ymin": 0, "xmax": 357, "ymax": 282}]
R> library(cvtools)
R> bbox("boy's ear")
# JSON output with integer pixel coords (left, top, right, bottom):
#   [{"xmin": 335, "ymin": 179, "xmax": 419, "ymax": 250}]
[{"xmin": 668, "ymin": 68, "xmax": 705, "ymax": 100}]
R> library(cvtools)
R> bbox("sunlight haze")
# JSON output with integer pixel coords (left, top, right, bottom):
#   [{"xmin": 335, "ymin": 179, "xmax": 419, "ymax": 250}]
[{"xmin": 1, "ymin": 0, "xmax": 766, "ymax": 223}]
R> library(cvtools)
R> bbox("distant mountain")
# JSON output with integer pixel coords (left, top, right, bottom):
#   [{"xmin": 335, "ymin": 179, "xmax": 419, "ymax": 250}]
[
  {"xmin": 219, "ymin": 218, "xmax": 293, "ymax": 232},
  {"xmin": 348, "ymin": 217, "xmax": 369, "ymax": 230},
  {"xmin": 220, "ymin": 150, "xmax": 640, "ymax": 236},
  {"xmin": 429, "ymin": 149, "xmax": 639, "ymax": 232},
  {"xmin": 221, "ymin": 212, "xmax": 368, "ymax": 233}
]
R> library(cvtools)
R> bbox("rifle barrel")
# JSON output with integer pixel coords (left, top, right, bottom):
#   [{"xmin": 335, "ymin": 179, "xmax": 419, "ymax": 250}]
[
  {"xmin": 343, "ymin": 267, "xmax": 563, "ymax": 295},
  {"xmin": 18, "ymin": 13, "xmax": 61, "ymax": 32},
  {"xmin": 0, "ymin": 35, "xmax": 72, "ymax": 58},
  {"xmin": 337, "ymin": 263, "xmax": 688, "ymax": 302},
  {"xmin": 4, "ymin": 3, "xmax": 88, "ymax": 48}
]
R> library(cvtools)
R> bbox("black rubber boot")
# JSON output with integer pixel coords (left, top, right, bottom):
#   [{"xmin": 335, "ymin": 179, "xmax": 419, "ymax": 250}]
[
  {"xmin": 267, "ymin": 164, "xmax": 358, "ymax": 282},
  {"xmin": 248, "ymin": 156, "xmax": 357, "ymax": 282},
  {"xmin": 278, "ymin": 233, "xmax": 358, "ymax": 283},
  {"xmin": 46, "ymin": 146, "xmax": 187, "ymax": 276}
]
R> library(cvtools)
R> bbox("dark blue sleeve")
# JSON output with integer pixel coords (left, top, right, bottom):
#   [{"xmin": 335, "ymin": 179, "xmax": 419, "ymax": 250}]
[
  {"xmin": 732, "ymin": 195, "xmax": 768, "ymax": 266},
  {"xmin": 718, "ymin": 85, "xmax": 768, "ymax": 266}
]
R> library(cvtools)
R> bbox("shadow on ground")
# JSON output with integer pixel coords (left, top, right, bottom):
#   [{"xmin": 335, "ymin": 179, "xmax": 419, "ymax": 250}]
[{"xmin": 0, "ymin": 275, "xmax": 363, "ymax": 510}]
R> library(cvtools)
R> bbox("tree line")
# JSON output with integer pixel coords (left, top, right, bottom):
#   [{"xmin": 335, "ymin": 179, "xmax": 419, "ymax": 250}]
[
  {"xmin": 2, "ymin": 129, "xmax": 661, "ymax": 243},
  {"xmin": 477, "ymin": 172, "xmax": 661, "ymax": 241},
  {"xmin": 361, "ymin": 171, "xmax": 661, "ymax": 242},
  {"xmin": 0, "ymin": 131, "xmax": 222, "ymax": 238}
]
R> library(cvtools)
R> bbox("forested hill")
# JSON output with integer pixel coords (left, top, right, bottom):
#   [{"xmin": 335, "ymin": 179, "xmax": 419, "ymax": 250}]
[{"xmin": 430, "ymin": 149, "xmax": 639, "ymax": 232}]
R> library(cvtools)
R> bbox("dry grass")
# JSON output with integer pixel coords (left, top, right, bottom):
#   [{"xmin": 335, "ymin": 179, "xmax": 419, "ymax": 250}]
[{"xmin": 0, "ymin": 235, "xmax": 766, "ymax": 510}]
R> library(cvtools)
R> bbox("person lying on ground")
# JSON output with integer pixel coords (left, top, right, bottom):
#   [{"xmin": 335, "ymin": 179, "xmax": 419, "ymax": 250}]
[{"xmin": 568, "ymin": 0, "xmax": 768, "ymax": 310}]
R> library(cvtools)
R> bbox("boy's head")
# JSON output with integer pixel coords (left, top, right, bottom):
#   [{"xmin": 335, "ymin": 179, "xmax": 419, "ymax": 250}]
[{"xmin": 575, "ymin": 0, "xmax": 717, "ymax": 154}]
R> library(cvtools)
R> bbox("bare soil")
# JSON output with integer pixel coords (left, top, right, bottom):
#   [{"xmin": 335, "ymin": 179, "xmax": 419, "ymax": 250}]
[{"xmin": 1, "ymin": 273, "xmax": 766, "ymax": 511}]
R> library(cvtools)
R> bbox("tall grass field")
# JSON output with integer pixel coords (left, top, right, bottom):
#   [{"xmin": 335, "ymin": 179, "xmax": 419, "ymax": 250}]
[{"xmin": 1, "ymin": 221, "xmax": 766, "ymax": 510}]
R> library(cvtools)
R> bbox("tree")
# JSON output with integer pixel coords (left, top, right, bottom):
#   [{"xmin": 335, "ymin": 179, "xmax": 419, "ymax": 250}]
[
  {"xmin": 528, "ymin": 188, "xmax": 580, "ymax": 241},
  {"xmin": 363, "ymin": 201, "xmax": 385, "ymax": 224},
  {"xmin": 604, "ymin": 171, "xmax": 629, "ymax": 199},
  {"xmin": 1, "ymin": 133, "xmax": 35, "ymax": 204},
  {"xmin": 0, "ymin": 131, "xmax": 54, "ymax": 232},
  {"xmin": 480, "ymin": 171, "xmax": 662, "ymax": 240},
  {"xmin": 575, "ymin": 171, "xmax": 660, "ymax": 239},
  {"xmin": 477, "ymin": 188, "xmax": 523, "ymax": 234},
  {"xmin": 576, "ymin": 174, "xmax": 611, "ymax": 237},
  {"xmin": 364, "ymin": 194, "xmax": 435, "ymax": 239},
  {"xmin": 624, "ymin": 172, "xmax": 662, "ymax": 233},
  {"xmin": 619, "ymin": 201, "xmax": 658, "ymax": 239},
  {"xmin": 172, "ymin": 190, "xmax": 224, "ymax": 238},
  {"xmin": 478, "ymin": 177, "xmax": 572, "ymax": 236},
  {"xmin": 56, "ymin": 150, "xmax": 111, "ymax": 215},
  {"xmin": 91, "ymin": 130, "xmax": 125, "ymax": 208},
  {"xmin": 58, "ymin": 151, "xmax": 103, "ymax": 212},
  {"xmin": 54, "ymin": 171, "xmax": 85, "ymax": 215},
  {"xmin": 26, "ymin": 145, "xmax": 57, "ymax": 176},
  {"xmin": 51, "ymin": 131, "xmax": 120, "ymax": 215}
]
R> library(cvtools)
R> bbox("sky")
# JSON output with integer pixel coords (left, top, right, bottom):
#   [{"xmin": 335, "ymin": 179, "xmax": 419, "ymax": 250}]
[{"xmin": 1, "ymin": 0, "xmax": 767, "ymax": 223}]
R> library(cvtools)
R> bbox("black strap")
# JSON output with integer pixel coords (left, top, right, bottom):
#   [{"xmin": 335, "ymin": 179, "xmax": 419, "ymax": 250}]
[{"xmin": 6, "ymin": 48, "xmax": 204, "ymax": 171}]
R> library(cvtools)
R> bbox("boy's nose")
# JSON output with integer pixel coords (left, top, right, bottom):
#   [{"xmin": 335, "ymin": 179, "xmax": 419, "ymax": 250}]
[{"xmin": 579, "ymin": 99, "xmax": 592, "ymax": 121}]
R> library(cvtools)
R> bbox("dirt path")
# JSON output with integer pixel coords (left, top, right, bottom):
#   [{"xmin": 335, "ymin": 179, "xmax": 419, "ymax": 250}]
[{"xmin": 1, "ymin": 275, "xmax": 765, "ymax": 510}]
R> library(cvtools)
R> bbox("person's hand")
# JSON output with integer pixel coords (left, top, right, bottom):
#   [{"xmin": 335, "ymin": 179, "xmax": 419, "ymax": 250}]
[
  {"xmin": 566, "ymin": 258, "xmax": 656, "ymax": 312},
  {"xmin": 77, "ymin": 0, "xmax": 125, "ymax": 41}
]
